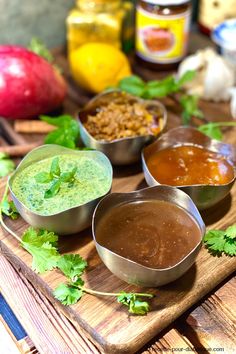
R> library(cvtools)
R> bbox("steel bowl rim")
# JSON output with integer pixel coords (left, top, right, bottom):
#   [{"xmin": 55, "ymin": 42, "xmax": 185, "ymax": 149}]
[
  {"xmin": 9, "ymin": 144, "xmax": 113, "ymax": 218},
  {"xmin": 78, "ymin": 89, "xmax": 168, "ymax": 145},
  {"xmin": 141, "ymin": 126, "xmax": 236, "ymax": 188},
  {"xmin": 92, "ymin": 185, "xmax": 206, "ymax": 272}
]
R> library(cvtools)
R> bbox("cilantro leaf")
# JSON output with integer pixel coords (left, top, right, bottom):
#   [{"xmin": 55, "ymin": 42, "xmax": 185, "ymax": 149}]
[
  {"xmin": 204, "ymin": 225, "xmax": 236, "ymax": 256},
  {"xmin": 180, "ymin": 95, "xmax": 204, "ymax": 125},
  {"xmin": 225, "ymin": 225, "xmax": 236, "ymax": 239},
  {"xmin": 23, "ymin": 242, "xmax": 60, "ymax": 273},
  {"xmin": 57, "ymin": 254, "xmax": 87, "ymax": 281},
  {"xmin": 0, "ymin": 153, "xmax": 15, "ymax": 177},
  {"xmin": 44, "ymin": 179, "xmax": 61, "ymax": 199},
  {"xmin": 40, "ymin": 115, "xmax": 80, "ymax": 149},
  {"xmin": 21, "ymin": 227, "xmax": 60, "ymax": 273},
  {"xmin": 28, "ymin": 37, "xmax": 54, "ymax": 63},
  {"xmin": 34, "ymin": 172, "xmax": 52, "ymax": 183},
  {"xmin": 198, "ymin": 123, "xmax": 223, "ymax": 140},
  {"xmin": 0, "ymin": 199, "xmax": 19, "ymax": 220},
  {"xmin": 53, "ymin": 283, "xmax": 83, "ymax": 305},
  {"xmin": 117, "ymin": 292, "xmax": 152, "ymax": 315}
]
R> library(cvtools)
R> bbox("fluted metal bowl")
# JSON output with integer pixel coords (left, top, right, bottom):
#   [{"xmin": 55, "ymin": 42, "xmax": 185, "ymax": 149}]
[
  {"xmin": 78, "ymin": 90, "xmax": 167, "ymax": 165},
  {"xmin": 142, "ymin": 126, "xmax": 236, "ymax": 210},
  {"xmin": 92, "ymin": 185, "xmax": 205, "ymax": 287},
  {"xmin": 9, "ymin": 145, "xmax": 113, "ymax": 235}
]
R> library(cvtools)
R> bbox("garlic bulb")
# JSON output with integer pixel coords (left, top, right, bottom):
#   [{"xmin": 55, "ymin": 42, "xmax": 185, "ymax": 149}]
[{"xmin": 178, "ymin": 48, "xmax": 235, "ymax": 102}]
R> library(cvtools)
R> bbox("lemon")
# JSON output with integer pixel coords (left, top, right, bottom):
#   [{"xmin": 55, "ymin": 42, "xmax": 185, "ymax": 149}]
[{"xmin": 69, "ymin": 42, "xmax": 131, "ymax": 93}]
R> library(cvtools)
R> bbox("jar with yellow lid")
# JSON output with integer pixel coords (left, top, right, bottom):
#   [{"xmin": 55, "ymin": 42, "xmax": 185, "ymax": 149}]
[
  {"xmin": 135, "ymin": 0, "xmax": 192, "ymax": 70},
  {"xmin": 66, "ymin": 0, "xmax": 134, "ymax": 55}
]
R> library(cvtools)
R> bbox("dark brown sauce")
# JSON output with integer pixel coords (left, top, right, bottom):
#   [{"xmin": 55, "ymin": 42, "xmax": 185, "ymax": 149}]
[
  {"xmin": 96, "ymin": 200, "xmax": 202, "ymax": 269},
  {"xmin": 146, "ymin": 145, "xmax": 234, "ymax": 186}
]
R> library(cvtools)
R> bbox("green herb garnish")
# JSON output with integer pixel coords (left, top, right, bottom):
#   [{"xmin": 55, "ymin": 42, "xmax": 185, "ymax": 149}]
[
  {"xmin": 40, "ymin": 115, "xmax": 80, "ymax": 149},
  {"xmin": 198, "ymin": 122, "xmax": 236, "ymax": 141},
  {"xmin": 0, "ymin": 153, "xmax": 15, "ymax": 178},
  {"xmin": 54, "ymin": 254, "xmax": 153, "ymax": 314},
  {"xmin": 118, "ymin": 71, "xmax": 196, "ymax": 99},
  {"xmin": 180, "ymin": 95, "xmax": 204, "ymax": 125},
  {"xmin": 117, "ymin": 71, "xmax": 205, "ymax": 125},
  {"xmin": 21, "ymin": 227, "xmax": 60, "ymax": 273},
  {"xmin": 34, "ymin": 157, "xmax": 78, "ymax": 198},
  {"xmin": 204, "ymin": 224, "xmax": 236, "ymax": 256}
]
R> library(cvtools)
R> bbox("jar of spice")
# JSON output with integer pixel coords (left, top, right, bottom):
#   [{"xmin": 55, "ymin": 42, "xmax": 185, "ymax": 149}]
[
  {"xmin": 135, "ymin": 0, "xmax": 192, "ymax": 70},
  {"xmin": 66, "ymin": 0, "xmax": 134, "ymax": 55}
]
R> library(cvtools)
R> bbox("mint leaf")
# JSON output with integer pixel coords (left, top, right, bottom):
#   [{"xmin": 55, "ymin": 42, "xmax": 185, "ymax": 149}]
[
  {"xmin": 60, "ymin": 167, "xmax": 77, "ymax": 183},
  {"xmin": 54, "ymin": 283, "xmax": 83, "ymax": 305},
  {"xmin": 118, "ymin": 75, "xmax": 145, "ymax": 97},
  {"xmin": 34, "ymin": 172, "xmax": 52, "ymax": 183},
  {"xmin": 50, "ymin": 157, "xmax": 61, "ymax": 177},
  {"xmin": 176, "ymin": 70, "xmax": 196, "ymax": 88},
  {"xmin": 57, "ymin": 254, "xmax": 87, "ymax": 281},
  {"xmin": 44, "ymin": 179, "xmax": 61, "ymax": 199},
  {"xmin": 41, "ymin": 115, "xmax": 80, "ymax": 149}
]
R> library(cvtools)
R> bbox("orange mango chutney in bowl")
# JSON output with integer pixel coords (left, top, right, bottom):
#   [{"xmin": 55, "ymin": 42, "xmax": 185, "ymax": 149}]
[{"xmin": 146, "ymin": 145, "xmax": 234, "ymax": 186}]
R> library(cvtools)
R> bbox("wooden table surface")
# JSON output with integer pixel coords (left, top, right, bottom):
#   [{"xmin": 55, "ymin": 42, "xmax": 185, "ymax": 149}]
[{"xmin": 0, "ymin": 32, "xmax": 235, "ymax": 354}]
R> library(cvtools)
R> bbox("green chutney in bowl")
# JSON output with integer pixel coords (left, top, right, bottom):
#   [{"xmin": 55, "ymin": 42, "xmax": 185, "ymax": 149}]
[{"xmin": 9, "ymin": 145, "xmax": 113, "ymax": 234}]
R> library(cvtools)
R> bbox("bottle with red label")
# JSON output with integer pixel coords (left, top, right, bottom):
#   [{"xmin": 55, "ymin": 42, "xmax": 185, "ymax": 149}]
[{"xmin": 135, "ymin": 0, "xmax": 192, "ymax": 70}]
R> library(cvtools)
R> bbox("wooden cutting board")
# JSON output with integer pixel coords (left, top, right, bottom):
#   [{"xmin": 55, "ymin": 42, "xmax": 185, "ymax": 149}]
[{"xmin": 0, "ymin": 161, "xmax": 236, "ymax": 353}]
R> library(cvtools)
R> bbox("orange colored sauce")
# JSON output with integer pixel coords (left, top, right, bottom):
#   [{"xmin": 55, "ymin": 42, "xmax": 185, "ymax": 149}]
[{"xmin": 146, "ymin": 145, "xmax": 234, "ymax": 186}]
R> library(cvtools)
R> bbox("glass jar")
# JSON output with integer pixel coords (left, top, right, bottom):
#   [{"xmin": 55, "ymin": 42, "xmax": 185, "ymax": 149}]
[
  {"xmin": 135, "ymin": 0, "xmax": 192, "ymax": 70},
  {"xmin": 66, "ymin": 0, "xmax": 134, "ymax": 55}
]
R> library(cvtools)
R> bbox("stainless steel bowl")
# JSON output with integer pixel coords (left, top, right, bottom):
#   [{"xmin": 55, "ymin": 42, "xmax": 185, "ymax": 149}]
[
  {"xmin": 9, "ymin": 145, "xmax": 113, "ymax": 235},
  {"xmin": 92, "ymin": 185, "xmax": 205, "ymax": 287},
  {"xmin": 142, "ymin": 126, "xmax": 236, "ymax": 210},
  {"xmin": 78, "ymin": 90, "xmax": 167, "ymax": 165}
]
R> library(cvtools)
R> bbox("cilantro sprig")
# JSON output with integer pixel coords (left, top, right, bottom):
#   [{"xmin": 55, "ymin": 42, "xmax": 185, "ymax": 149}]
[
  {"xmin": 0, "ymin": 153, "xmax": 15, "ymax": 178},
  {"xmin": 54, "ymin": 254, "xmax": 153, "ymax": 314},
  {"xmin": 204, "ymin": 224, "xmax": 236, "ymax": 256},
  {"xmin": 34, "ymin": 157, "xmax": 78, "ymax": 198},
  {"xmin": 40, "ymin": 115, "xmax": 80, "ymax": 149},
  {"xmin": 0, "ymin": 182, "xmax": 153, "ymax": 315}
]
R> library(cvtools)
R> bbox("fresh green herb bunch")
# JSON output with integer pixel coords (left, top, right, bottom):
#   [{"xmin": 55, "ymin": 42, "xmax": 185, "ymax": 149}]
[{"xmin": 0, "ymin": 153, "xmax": 15, "ymax": 178}]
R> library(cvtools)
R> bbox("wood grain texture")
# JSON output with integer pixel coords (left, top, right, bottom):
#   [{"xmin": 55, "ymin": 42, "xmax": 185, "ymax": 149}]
[
  {"xmin": 0, "ymin": 168, "xmax": 236, "ymax": 353},
  {"xmin": 0, "ymin": 255, "xmax": 100, "ymax": 354}
]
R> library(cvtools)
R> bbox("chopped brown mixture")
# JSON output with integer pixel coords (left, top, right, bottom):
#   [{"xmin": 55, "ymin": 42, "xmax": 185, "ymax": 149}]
[{"xmin": 84, "ymin": 101, "xmax": 164, "ymax": 141}]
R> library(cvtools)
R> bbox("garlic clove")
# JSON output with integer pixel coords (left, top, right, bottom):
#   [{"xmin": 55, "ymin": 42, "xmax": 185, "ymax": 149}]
[{"xmin": 203, "ymin": 56, "xmax": 235, "ymax": 102}]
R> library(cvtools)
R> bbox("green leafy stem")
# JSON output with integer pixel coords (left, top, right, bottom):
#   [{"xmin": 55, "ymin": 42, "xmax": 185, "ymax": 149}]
[
  {"xmin": 0, "ymin": 182, "xmax": 153, "ymax": 315},
  {"xmin": 35, "ymin": 157, "xmax": 78, "ymax": 198}
]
